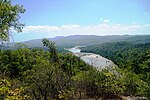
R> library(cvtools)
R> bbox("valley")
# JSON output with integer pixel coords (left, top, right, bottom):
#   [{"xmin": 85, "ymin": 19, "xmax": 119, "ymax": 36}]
[
  {"xmin": 67, "ymin": 46, "xmax": 114, "ymax": 69},
  {"xmin": 1, "ymin": 0, "xmax": 150, "ymax": 99}
]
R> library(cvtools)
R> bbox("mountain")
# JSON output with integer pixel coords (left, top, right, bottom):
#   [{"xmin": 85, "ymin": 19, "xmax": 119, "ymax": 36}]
[
  {"xmin": 20, "ymin": 35, "xmax": 150, "ymax": 48},
  {"xmin": 2, "ymin": 35, "xmax": 150, "ymax": 50}
]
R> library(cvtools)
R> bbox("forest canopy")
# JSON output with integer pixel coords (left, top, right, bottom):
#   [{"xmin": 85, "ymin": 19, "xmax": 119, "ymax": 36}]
[
  {"xmin": 0, "ymin": 0, "xmax": 150, "ymax": 100},
  {"xmin": 1, "ymin": 39, "xmax": 150, "ymax": 99}
]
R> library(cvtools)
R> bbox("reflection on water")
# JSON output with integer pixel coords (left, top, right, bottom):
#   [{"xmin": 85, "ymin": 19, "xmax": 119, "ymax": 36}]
[
  {"xmin": 67, "ymin": 46, "xmax": 83, "ymax": 53},
  {"xmin": 68, "ymin": 47, "xmax": 81, "ymax": 53}
]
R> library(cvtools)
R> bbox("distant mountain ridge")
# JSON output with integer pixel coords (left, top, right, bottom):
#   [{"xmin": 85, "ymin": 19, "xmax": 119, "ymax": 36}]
[
  {"xmin": 3, "ymin": 35, "xmax": 150, "ymax": 50},
  {"xmin": 20, "ymin": 35, "xmax": 150, "ymax": 48}
]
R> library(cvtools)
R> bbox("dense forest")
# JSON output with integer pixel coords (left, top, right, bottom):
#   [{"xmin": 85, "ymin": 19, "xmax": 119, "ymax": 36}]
[
  {"xmin": 1, "ymin": 0, "xmax": 150, "ymax": 99},
  {"xmin": 0, "ymin": 39, "xmax": 150, "ymax": 99},
  {"xmin": 82, "ymin": 41, "xmax": 150, "ymax": 98}
]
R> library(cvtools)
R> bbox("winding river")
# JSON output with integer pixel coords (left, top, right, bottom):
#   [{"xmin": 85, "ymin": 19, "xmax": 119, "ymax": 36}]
[{"xmin": 67, "ymin": 46, "xmax": 114, "ymax": 69}]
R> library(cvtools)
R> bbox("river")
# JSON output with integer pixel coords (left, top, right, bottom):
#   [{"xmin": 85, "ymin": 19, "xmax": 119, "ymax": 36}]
[{"xmin": 67, "ymin": 46, "xmax": 114, "ymax": 69}]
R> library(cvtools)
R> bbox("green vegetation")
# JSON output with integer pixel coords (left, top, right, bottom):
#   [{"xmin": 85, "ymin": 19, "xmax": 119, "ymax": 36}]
[
  {"xmin": 0, "ymin": 39, "xmax": 150, "ymax": 99},
  {"xmin": 1, "ymin": 0, "xmax": 150, "ymax": 99},
  {"xmin": 16, "ymin": 35, "xmax": 150, "ymax": 48},
  {"xmin": 0, "ymin": 0, "xmax": 25, "ymax": 41},
  {"xmin": 82, "ymin": 41, "xmax": 150, "ymax": 98}
]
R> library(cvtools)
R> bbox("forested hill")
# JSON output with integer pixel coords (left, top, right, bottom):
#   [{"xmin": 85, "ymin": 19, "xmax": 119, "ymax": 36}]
[
  {"xmin": 8, "ymin": 35, "xmax": 150, "ymax": 48},
  {"xmin": 81, "ymin": 41, "xmax": 150, "ymax": 83},
  {"xmin": 1, "ymin": 35, "xmax": 150, "ymax": 99},
  {"xmin": 1, "ymin": 39, "xmax": 150, "ymax": 99},
  {"xmin": 1, "ymin": 0, "xmax": 150, "ymax": 99}
]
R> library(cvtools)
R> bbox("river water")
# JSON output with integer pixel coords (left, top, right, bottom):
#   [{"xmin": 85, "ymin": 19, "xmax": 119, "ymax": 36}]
[{"xmin": 67, "ymin": 46, "xmax": 114, "ymax": 69}]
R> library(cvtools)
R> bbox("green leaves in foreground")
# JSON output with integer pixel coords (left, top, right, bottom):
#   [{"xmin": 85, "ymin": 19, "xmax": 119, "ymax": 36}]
[
  {"xmin": 0, "ymin": 0, "xmax": 25, "ymax": 41},
  {"xmin": 0, "ymin": 40, "xmax": 150, "ymax": 99}
]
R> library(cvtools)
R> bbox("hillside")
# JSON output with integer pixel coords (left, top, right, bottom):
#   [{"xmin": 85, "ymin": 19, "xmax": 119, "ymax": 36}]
[
  {"xmin": 1, "ymin": 39, "xmax": 150, "ymax": 99},
  {"xmin": 18, "ymin": 35, "xmax": 150, "ymax": 48},
  {"xmin": 81, "ymin": 41, "xmax": 150, "ymax": 87}
]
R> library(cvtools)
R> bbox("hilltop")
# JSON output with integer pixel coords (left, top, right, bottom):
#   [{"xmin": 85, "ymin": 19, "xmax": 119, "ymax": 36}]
[{"xmin": 8, "ymin": 35, "xmax": 150, "ymax": 48}]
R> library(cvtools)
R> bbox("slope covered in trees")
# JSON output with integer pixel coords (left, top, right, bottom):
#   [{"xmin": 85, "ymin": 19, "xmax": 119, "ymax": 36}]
[
  {"xmin": 1, "ymin": 0, "xmax": 150, "ymax": 99},
  {"xmin": 81, "ymin": 42, "xmax": 150, "ymax": 73},
  {"xmin": 82, "ymin": 41, "xmax": 150, "ymax": 97},
  {"xmin": 1, "ymin": 39, "xmax": 150, "ymax": 99},
  {"xmin": 21, "ymin": 35, "xmax": 150, "ymax": 47},
  {"xmin": 4, "ymin": 35, "xmax": 150, "ymax": 50}
]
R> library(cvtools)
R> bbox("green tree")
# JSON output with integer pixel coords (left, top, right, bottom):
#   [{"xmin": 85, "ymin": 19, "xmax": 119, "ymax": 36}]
[
  {"xmin": 23, "ymin": 60, "xmax": 75, "ymax": 100},
  {"xmin": 0, "ymin": 0, "xmax": 25, "ymax": 41},
  {"xmin": 42, "ymin": 38, "xmax": 58, "ymax": 62},
  {"xmin": 0, "ymin": 78, "xmax": 29, "ymax": 100}
]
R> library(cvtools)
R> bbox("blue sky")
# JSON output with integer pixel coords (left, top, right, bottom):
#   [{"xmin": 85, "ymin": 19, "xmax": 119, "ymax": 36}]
[{"xmin": 12, "ymin": 0, "xmax": 150, "ymax": 42}]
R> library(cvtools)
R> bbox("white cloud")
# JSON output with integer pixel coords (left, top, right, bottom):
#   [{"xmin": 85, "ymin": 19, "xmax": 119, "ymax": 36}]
[
  {"xmin": 61, "ymin": 25, "xmax": 80, "ymax": 29},
  {"xmin": 23, "ymin": 25, "xmax": 60, "ymax": 33},
  {"xmin": 100, "ymin": 18, "xmax": 110, "ymax": 23},
  {"xmin": 15, "ymin": 23, "xmax": 150, "ymax": 41},
  {"xmin": 103, "ymin": 19, "xmax": 110, "ymax": 23}
]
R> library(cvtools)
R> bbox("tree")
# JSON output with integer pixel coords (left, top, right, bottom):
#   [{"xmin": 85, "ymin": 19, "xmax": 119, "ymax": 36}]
[
  {"xmin": 0, "ymin": 0, "xmax": 25, "ymax": 41},
  {"xmin": 42, "ymin": 38, "xmax": 58, "ymax": 63},
  {"xmin": 0, "ymin": 78, "xmax": 29, "ymax": 100}
]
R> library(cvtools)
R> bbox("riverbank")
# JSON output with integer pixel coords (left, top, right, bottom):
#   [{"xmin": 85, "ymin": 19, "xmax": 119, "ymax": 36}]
[{"xmin": 67, "ymin": 46, "xmax": 114, "ymax": 69}]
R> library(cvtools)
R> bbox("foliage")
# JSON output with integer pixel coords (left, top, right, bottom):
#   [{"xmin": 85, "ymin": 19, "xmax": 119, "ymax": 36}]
[
  {"xmin": 1, "ymin": 0, "xmax": 149, "ymax": 99},
  {"xmin": 0, "ymin": 40, "xmax": 150, "ymax": 99},
  {"xmin": 82, "ymin": 42, "xmax": 150, "ymax": 74},
  {"xmin": 82, "ymin": 41, "xmax": 150, "ymax": 98},
  {"xmin": 42, "ymin": 38, "xmax": 58, "ymax": 62},
  {"xmin": 0, "ymin": 0, "xmax": 25, "ymax": 41},
  {"xmin": 0, "ymin": 78, "xmax": 29, "ymax": 100}
]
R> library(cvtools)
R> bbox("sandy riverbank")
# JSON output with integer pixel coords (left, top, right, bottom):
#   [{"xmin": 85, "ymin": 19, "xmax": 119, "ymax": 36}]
[{"xmin": 74, "ymin": 52, "xmax": 114, "ymax": 69}]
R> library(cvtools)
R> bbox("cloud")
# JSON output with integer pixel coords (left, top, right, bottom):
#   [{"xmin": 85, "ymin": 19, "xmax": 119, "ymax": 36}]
[
  {"xmin": 103, "ymin": 19, "xmax": 110, "ymax": 23},
  {"xmin": 100, "ymin": 18, "xmax": 110, "ymax": 23},
  {"xmin": 13, "ymin": 23, "xmax": 150, "ymax": 41},
  {"xmin": 61, "ymin": 25, "xmax": 80, "ymax": 29},
  {"xmin": 23, "ymin": 25, "xmax": 60, "ymax": 33}
]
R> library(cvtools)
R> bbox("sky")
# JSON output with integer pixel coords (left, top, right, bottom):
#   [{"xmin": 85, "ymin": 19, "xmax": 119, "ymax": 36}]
[{"xmin": 11, "ymin": 0, "xmax": 150, "ymax": 42}]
